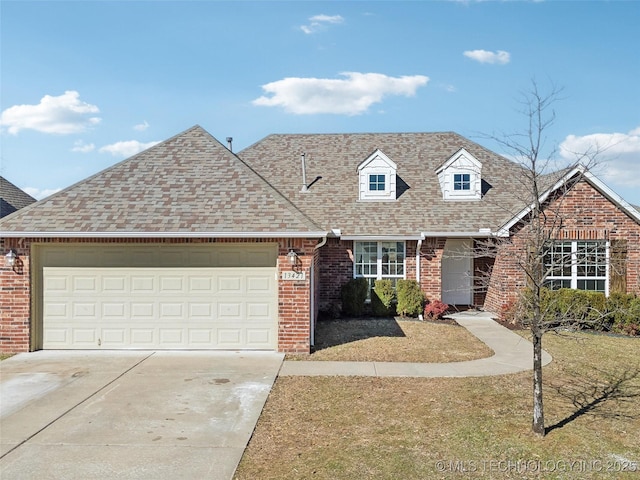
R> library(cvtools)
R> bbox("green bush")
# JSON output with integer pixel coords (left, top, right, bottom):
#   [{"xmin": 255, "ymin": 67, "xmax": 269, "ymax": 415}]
[
  {"xmin": 608, "ymin": 294, "xmax": 640, "ymax": 335},
  {"xmin": 340, "ymin": 278, "xmax": 369, "ymax": 317},
  {"xmin": 513, "ymin": 287, "xmax": 638, "ymax": 336},
  {"xmin": 396, "ymin": 279, "xmax": 426, "ymax": 317},
  {"xmin": 371, "ymin": 279, "xmax": 396, "ymax": 316}
]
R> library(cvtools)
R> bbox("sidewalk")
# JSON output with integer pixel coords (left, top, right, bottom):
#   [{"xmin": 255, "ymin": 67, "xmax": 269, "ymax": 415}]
[{"xmin": 279, "ymin": 311, "xmax": 552, "ymax": 377}]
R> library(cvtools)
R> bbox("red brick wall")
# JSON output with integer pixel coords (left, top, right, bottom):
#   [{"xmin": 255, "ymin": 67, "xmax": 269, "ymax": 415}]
[
  {"xmin": 484, "ymin": 180, "xmax": 640, "ymax": 314},
  {"xmin": 317, "ymin": 238, "xmax": 354, "ymax": 313},
  {"xmin": 277, "ymin": 238, "xmax": 317, "ymax": 353},
  {"xmin": 0, "ymin": 237, "xmax": 318, "ymax": 354},
  {"xmin": 0, "ymin": 237, "xmax": 31, "ymax": 353},
  {"xmin": 418, "ymin": 238, "xmax": 446, "ymax": 302}
]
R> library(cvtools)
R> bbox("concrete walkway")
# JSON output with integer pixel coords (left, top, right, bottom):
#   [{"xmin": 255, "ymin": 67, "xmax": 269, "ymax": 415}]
[{"xmin": 280, "ymin": 311, "xmax": 552, "ymax": 377}]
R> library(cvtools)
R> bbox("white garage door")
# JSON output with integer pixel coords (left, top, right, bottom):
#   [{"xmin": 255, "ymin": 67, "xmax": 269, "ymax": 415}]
[{"xmin": 42, "ymin": 267, "xmax": 277, "ymax": 350}]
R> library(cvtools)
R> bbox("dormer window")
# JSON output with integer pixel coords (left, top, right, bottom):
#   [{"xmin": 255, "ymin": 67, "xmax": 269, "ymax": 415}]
[
  {"xmin": 358, "ymin": 149, "xmax": 397, "ymax": 201},
  {"xmin": 436, "ymin": 148, "xmax": 482, "ymax": 201},
  {"xmin": 453, "ymin": 173, "xmax": 471, "ymax": 191},
  {"xmin": 369, "ymin": 174, "xmax": 386, "ymax": 191}
]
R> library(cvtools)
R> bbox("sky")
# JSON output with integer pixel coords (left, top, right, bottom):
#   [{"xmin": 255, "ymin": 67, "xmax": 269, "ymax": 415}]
[{"xmin": 1, "ymin": 1, "xmax": 639, "ymax": 207}]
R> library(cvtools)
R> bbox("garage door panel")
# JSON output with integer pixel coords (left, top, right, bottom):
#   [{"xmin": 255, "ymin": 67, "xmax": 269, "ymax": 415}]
[
  {"xmin": 102, "ymin": 302, "xmax": 126, "ymax": 319},
  {"xmin": 43, "ymin": 266, "xmax": 277, "ymax": 350},
  {"xmin": 44, "ymin": 276, "xmax": 70, "ymax": 293},
  {"xmin": 73, "ymin": 276, "xmax": 98, "ymax": 292},
  {"xmin": 102, "ymin": 275, "xmax": 127, "ymax": 293},
  {"xmin": 131, "ymin": 276, "xmax": 155, "ymax": 293},
  {"xmin": 72, "ymin": 329, "xmax": 97, "ymax": 345},
  {"xmin": 247, "ymin": 302, "xmax": 272, "ymax": 319},
  {"xmin": 102, "ymin": 329, "xmax": 127, "ymax": 346},
  {"xmin": 131, "ymin": 329, "xmax": 155, "ymax": 346},
  {"xmin": 247, "ymin": 329, "xmax": 272, "ymax": 346},
  {"xmin": 72, "ymin": 302, "xmax": 97, "ymax": 318},
  {"xmin": 189, "ymin": 303, "xmax": 213, "ymax": 318},
  {"xmin": 218, "ymin": 276, "xmax": 242, "ymax": 293}
]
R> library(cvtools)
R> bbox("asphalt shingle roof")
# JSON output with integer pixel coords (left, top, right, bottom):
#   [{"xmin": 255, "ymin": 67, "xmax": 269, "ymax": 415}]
[
  {"xmin": 239, "ymin": 132, "xmax": 535, "ymax": 236},
  {"xmin": 0, "ymin": 176, "xmax": 36, "ymax": 218},
  {"xmin": 0, "ymin": 126, "xmax": 322, "ymax": 235}
]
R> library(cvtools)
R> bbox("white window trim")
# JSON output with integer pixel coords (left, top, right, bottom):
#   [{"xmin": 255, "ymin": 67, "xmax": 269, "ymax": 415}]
[
  {"xmin": 353, "ymin": 241, "xmax": 406, "ymax": 282},
  {"xmin": 545, "ymin": 240, "xmax": 609, "ymax": 295},
  {"xmin": 366, "ymin": 171, "xmax": 390, "ymax": 196},
  {"xmin": 436, "ymin": 148, "xmax": 482, "ymax": 201},
  {"xmin": 357, "ymin": 149, "xmax": 397, "ymax": 201}
]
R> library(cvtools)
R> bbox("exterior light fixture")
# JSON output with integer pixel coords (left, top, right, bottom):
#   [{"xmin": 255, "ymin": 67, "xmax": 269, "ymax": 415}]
[
  {"xmin": 286, "ymin": 249, "xmax": 298, "ymax": 265},
  {"xmin": 5, "ymin": 249, "xmax": 17, "ymax": 268}
]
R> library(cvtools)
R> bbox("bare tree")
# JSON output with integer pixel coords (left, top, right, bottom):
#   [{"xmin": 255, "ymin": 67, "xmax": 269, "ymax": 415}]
[{"xmin": 477, "ymin": 80, "xmax": 607, "ymax": 436}]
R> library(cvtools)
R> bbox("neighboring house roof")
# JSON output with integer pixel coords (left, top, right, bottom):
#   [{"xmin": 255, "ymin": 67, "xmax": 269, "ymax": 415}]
[
  {"xmin": 239, "ymin": 132, "xmax": 532, "ymax": 237},
  {"xmin": 0, "ymin": 176, "xmax": 37, "ymax": 218},
  {"xmin": 0, "ymin": 126, "xmax": 325, "ymax": 237}
]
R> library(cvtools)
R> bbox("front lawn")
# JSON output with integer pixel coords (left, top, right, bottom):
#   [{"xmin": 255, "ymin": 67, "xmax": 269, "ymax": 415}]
[
  {"xmin": 287, "ymin": 318, "xmax": 493, "ymax": 363},
  {"xmin": 236, "ymin": 331, "xmax": 640, "ymax": 479}
]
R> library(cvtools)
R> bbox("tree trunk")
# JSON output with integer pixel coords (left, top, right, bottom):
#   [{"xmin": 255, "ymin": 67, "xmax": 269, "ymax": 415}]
[{"xmin": 532, "ymin": 330, "xmax": 545, "ymax": 436}]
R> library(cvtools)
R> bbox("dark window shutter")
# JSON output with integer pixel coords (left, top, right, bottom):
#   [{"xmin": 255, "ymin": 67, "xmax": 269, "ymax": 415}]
[{"xmin": 610, "ymin": 239, "xmax": 627, "ymax": 294}]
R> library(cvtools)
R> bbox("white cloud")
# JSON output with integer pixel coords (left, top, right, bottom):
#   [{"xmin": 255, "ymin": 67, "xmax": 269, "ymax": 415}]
[
  {"xmin": 71, "ymin": 140, "xmax": 95, "ymax": 153},
  {"xmin": 133, "ymin": 120, "xmax": 149, "ymax": 131},
  {"xmin": 23, "ymin": 187, "xmax": 61, "ymax": 200},
  {"xmin": 0, "ymin": 91, "xmax": 101, "ymax": 135},
  {"xmin": 300, "ymin": 14, "xmax": 344, "ymax": 34},
  {"xmin": 99, "ymin": 140, "xmax": 160, "ymax": 157},
  {"xmin": 463, "ymin": 49, "xmax": 511, "ymax": 65},
  {"xmin": 252, "ymin": 72, "xmax": 429, "ymax": 115},
  {"xmin": 560, "ymin": 127, "xmax": 640, "ymax": 187}
]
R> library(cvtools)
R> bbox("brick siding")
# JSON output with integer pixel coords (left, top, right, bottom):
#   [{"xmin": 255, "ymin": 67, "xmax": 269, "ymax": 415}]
[{"xmin": 484, "ymin": 180, "xmax": 640, "ymax": 314}]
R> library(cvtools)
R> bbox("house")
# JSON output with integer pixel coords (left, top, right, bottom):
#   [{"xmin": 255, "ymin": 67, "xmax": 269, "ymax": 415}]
[
  {"xmin": 1, "ymin": 126, "xmax": 639, "ymax": 354},
  {"xmin": 1, "ymin": 176, "xmax": 37, "ymax": 218}
]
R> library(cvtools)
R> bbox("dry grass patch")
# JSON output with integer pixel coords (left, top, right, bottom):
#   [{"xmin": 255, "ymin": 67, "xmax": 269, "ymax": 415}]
[
  {"xmin": 236, "ymin": 332, "xmax": 640, "ymax": 480},
  {"xmin": 287, "ymin": 318, "xmax": 493, "ymax": 363}
]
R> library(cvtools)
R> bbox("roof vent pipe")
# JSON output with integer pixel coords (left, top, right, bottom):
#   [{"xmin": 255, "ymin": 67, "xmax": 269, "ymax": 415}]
[
  {"xmin": 300, "ymin": 153, "xmax": 308, "ymax": 192},
  {"xmin": 226, "ymin": 137, "xmax": 233, "ymax": 152}
]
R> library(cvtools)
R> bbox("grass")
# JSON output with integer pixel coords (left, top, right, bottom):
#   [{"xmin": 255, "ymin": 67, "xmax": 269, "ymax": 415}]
[
  {"xmin": 235, "ymin": 330, "xmax": 640, "ymax": 480},
  {"xmin": 287, "ymin": 318, "xmax": 493, "ymax": 363},
  {"xmin": 0, "ymin": 353, "xmax": 15, "ymax": 361}
]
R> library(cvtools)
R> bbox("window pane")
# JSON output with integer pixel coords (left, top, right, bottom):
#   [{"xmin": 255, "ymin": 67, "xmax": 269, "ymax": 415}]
[
  {"xmin": 380, "ymin": 242, "xmax": 404, "ymax": 279},
  {"xmin": 453, "ymin": 173, "xmax": 471, "ymax": 191},
  {"xmin": 369, "ymin": 174, "xmax": 385, "ymax": 191},
  {"xmin": 355, "ymin": 241, "xmax": 378, "ymax": 277},
  {"xmin": 577, "ymin": 279, "xmax": 605, "ymax": 292},
  {"xmin": 544, "ymin": 279, "xmax": 570, "ymax": 290}
]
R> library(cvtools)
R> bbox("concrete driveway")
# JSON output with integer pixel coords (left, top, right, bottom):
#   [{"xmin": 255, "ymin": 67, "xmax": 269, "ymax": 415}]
[{"xmin": 0, "ymin": 350, "xmax": 283, "ymax": 479}]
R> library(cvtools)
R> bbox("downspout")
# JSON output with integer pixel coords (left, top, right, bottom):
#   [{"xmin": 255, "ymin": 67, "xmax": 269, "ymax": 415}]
[
  {"xmin": 416, "ymin": 235, "xmax": 424, "ymax": 285},
  {"xmin": 310, "ymin": 236, "xmax": 328, "ymax": 347}
]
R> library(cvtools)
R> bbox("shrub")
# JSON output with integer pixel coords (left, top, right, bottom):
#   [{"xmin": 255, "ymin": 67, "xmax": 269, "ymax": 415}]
[
  {"xmin": 512, "ymin": 288, "xmax": 638, "ymax": 336},
  {"xmin": 424, "ymin": 299, "xmax": 449, "ymax": 320},
  {"xmin": 609, "ymin": 295, "xmax": 640, "ymax": 336},
  {"xmin": 371, "ymin": 279, "xmax": 396, "ymax": 316},
  {"xmin": 396, "ymin": 279, "xmax": 426, "ymax": 317},
  {"xmin": 340, "ymin": 278, "xmax": 369, "ymax": 317}
]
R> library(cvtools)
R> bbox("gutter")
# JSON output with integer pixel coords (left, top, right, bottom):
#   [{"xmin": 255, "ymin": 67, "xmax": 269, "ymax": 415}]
[
  {"xmin": 420, "ymin": 230, "xmax": 496, "ymax": 238},
  {"xmin": 0, "ymin": 231, "xmax": 329, "ymax": 239}
]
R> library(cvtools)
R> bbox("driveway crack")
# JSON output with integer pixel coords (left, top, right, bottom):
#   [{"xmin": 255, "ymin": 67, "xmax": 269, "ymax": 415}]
[{"xmin": 0, "ymin": 352, "xmax": 156, "ymax": 460}]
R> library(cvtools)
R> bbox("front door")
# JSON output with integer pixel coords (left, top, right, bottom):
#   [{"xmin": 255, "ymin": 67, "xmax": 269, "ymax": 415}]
[{"xmin": 441, "ymin": 239, "xmax": 473, "ymax": 305}]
